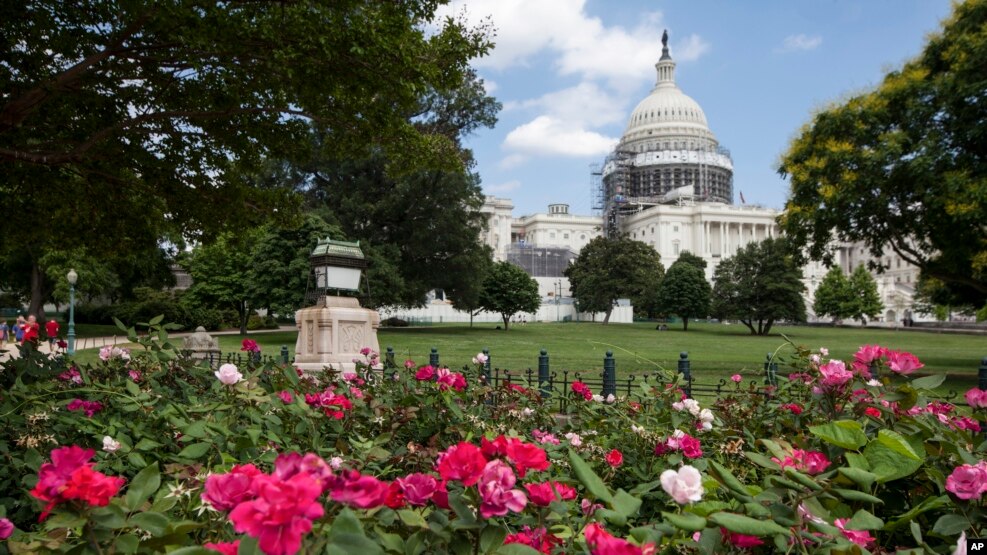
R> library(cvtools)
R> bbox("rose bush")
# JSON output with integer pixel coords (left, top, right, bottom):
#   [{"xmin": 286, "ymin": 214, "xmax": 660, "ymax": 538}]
[{"xmin": 0, "ymin": 318, "xmax": 983, "ymax": 554}]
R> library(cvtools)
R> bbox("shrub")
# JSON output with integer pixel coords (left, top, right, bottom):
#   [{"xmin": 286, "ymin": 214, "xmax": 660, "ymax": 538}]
[{"xmin": 0, "ymin": 333, "xmax": 982, "ymax": 554}]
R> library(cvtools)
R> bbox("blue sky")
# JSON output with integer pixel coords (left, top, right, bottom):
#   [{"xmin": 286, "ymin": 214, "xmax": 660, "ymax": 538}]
[{"xmin": 437, "ymin": 0, "xmax": 954, "ymax": 216}]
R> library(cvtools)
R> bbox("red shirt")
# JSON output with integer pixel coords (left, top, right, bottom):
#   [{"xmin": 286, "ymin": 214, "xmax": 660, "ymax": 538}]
[
  {"xmin": 46, "ymin": 320, "xmax": 60, "ymax": 338},
  {"xmin": 22, "ymin": 322, "xmax": 40, "ymax": 343}
]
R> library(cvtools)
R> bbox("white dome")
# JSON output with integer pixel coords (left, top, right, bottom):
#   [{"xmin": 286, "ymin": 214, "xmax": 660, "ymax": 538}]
[{"xmin": 618, "ymin": 39, "xmax": 718, "ymax": 152}]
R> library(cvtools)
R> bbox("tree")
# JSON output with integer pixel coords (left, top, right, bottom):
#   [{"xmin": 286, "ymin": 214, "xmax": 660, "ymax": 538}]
[
  {"xmin": 449, "ymin": 254, "xmax": 494, "ymax": 328},
  {"xmin": 674, "ymin": 250, "xmax": 708, "ymax": 271},
  {"xmin": 564, "ymin": 236, "xmax": 665, "ymax": 323},
  {"xmin": 845, "ymin": 265, "xmax": 883, "ymax": 325},
  {"xmin": 184, "ymin": 232, "xmax": 260, "ymax": 335},
  {"xmin": 711, "ymin": 238, "xmax": 806, "ymax": 335},
  {"xmin": 778, "ymin": 0, "xmax": 987, "ymax": 306},
  {"xmin": 0, "ymin": 2, "xmax": 493, "ymax": 315},
  {"xmin": 813, "ymin": 267, "xmax": 851, "ymax": 322},
  {"xmin": 479, "ymin": 262, "xmax": 541, "ymax": 330},
  {"xmin": 246, "ymin": 215, "xmax": 341, "ymax": 316},
  {"xmin": 654, "ymin": 262, "xmax": 710, "ymax": 331}
]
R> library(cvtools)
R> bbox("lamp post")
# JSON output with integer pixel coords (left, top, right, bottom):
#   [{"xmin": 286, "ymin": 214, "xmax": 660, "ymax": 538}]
[
  {"xmin": 555, "ymin": 279, "xmax": 562, "ymax": 322},
  {"xmin": 66, "ymin": 268, "xmax": 78, "ymax": 355},
  {"xmin": 308, "ymin": 237, "xmax": 367, "ymax": 297}
]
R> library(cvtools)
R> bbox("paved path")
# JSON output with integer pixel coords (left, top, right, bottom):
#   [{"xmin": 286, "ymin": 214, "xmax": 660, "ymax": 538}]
[{"xmin": 0, "ymin": 325, "xmax": 296, "ymax": 363}]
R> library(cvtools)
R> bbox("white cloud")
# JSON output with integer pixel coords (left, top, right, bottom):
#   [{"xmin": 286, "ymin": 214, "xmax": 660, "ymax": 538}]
[
  {"xmin": 498, "ymin": 153, "xmax": 527, "ymax": 169},
  {"xmin": 503, "ymin": 115, "xmax": 617, "ymax": 158},
  {"xmin": 779, "ymin": 34, "xmax": 822, "ymax": 52},
  {"xmin": 512, "ymin": 82, "xmax": 626, "ymax": 128},
  {"xmin": 674, "ymin": 34, "xmax": 711, "ymax": 62},
  {"xmin": 485, "ymin": 179, "xmax": 521, "ymax": 193},
  {"xmin": 481, "ymin": 78, "xmax": 498, "ymax": 94},
  {"xmin": 438, "ymin": 0, "xmax": 705, "ymax": 86}
]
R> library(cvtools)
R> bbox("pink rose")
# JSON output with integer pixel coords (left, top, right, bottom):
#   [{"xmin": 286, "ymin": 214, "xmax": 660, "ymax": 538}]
[
  {"xmin": 731, "ymin": 374, "xmax": 742, "ymax": 383},
  {"xmin": 329, "ymin": 470, "xmax": 389, "ymax": 509},
  {"xmin": 436, "ymin": 442, "xmax": 488, "ymax": 486},
  {"xmin": 679, "ymin": 435, "xmax": 703, "ymax": 459},
  {"xmin": 229, "ymin": 473, "xmax": 324, "ymax": 555},
  {"xmin": 886, "ymin": 350, "xmax": 923, "ymax": 374},
  {"xmin": 397, "ymin": 473, "xmax": 439, "ymax": 506},
  {"xmin": 477, "ymin": 460, "xmax": 527, "ymax": 518},
  {"xmin": 278, "ymin": 390, "xmax": 294, "ymax": 403},
  {"xmin": 660, "ymin": 465, "xmax": 704, "ymax": 504},
  {"xmin": 834, "ymin": 518, "xmax": 875, "ymax": 548},
  {"xmin": 524, "ymin": 481, "xmax": 576, "ymax": 506},
  {"xmin": 965, "ymin": 388, "xmax": 987, "ymax": 409},
  {"xmin": 946, "ymin": 463, "xmax": 987, "ymax": 500},
  {"xmin": 818, "ymin": 360, "xmax": 853, "ymax": 390},
  {"xmin": 204, "ymin": 541, "xmax": 240, "ymax": 555},
  {"xmin": 214, "ymin": 363, "xmax": 242, "ymax": 385},
  {"xmin": 404, "ymin": 359, "xmax": 416, "ymax": 369},
  {"xmin": 505, "ymin": 438, "xmax": 550, "ymax": 478},
  {"xmin": 415, "ymin": 365, "xmax": 436, "ymax": 381},
  {"xmin": 605, "ymin": 449, "xmax": 624, "ymax": 468},
  {"xmin": 722, "ymin": 528, "xmax": 764, "ymax": 548},
  {"xmin": 0, "ymin": 518, "xmax": 13, "ymax": 540},
  {"xmin": 202, "ymin": 464, "xmax": 262, "ymax": 512}
]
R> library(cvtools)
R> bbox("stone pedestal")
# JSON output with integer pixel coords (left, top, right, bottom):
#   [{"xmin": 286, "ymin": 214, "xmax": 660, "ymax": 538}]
[
  {"xmin": 294, "ymin": 296, "xmax": 380, "ymax": 374},
  {"xmin": 182, "ymin": 326, "xmax": 220, "ymax": 364}
]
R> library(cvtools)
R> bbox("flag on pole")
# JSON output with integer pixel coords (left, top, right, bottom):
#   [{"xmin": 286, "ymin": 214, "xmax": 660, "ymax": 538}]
[{"xmin": 739, "ymin": 190, "xmax": 746, "ymax": 204}]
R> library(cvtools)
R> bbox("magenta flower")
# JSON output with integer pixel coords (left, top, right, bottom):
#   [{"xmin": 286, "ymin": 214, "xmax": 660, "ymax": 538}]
[
  {"xmin": 396, "ymin": 473, "xmax": 439, "ymax": 506},
  {"xmin": 818, "ymin": 360, "xmax": 854, "ymax": 390},
  {"xmin": 0, "ymin": 517, "xmax": 13, "ymax": 539},
  {"xmin": 229, "ymin": 473, "xmax": 324, "ymax": 555},
  {"xmin": 203, "ymin": 541, "xmax": 239, "ymax": 555},
  {"xmin": 437, "ymin": 442, "xmax": 487, "ymax": 486},
  {"xmin": 240, "ymin": 339, "xmax": 260, "ymax": 353},
  {"xmin": 886, "ymin": 350, "xmax": 923, "ymax": 374},
  {"xmin": 834, "ymin": 518, "xmax": 875, "ymax": 548},
  {"xmin": 329, "ymin": 470, "xmax": 389, "ymax": 509},
  {"xmin": 965, "ymin": 388, "xmax": 987, "ymax": 409},
  {"xmin": 731, "ymin": 374, "xmax": 742, "ymax": 383},
  {"xmin": 202, "ymin": 464, "xmax": 262, "ymax": 512},
  {"xmin": 946, "ymin": 463, "xmax": 987, "ymax": 500},
  {"xmin": 477, "ymin": 460, "xmax": 527, "ymax": 518}
]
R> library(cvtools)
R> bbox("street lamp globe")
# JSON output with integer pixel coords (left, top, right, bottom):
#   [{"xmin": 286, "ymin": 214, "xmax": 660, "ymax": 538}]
[
  {"xmin": 67, "ymin": 268, "xmax": 78, "ymax": 285},
  {"xmin": 66, "ymin": 268, "xmax": 78, "ymax": 355}
]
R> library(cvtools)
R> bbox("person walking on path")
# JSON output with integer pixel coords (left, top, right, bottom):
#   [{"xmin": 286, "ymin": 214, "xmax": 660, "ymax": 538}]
[
  {"xmin": 21, "ymin": 315, "xmax": 40, "ymax": 355},
  {"xmin": 14, "ymin": 315, "xmax": 25, "ymax": 344},
  {"xmin": 45, "ymin": 319, "xmax": 60, "ymax": 352},
  {"xmin": 0, "ymin": 321, "xmax": 7, "ymax": 348}
]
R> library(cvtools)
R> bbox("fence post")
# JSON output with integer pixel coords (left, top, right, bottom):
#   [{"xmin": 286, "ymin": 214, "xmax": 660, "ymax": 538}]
[
  {"xmin": 979, "ymin": 356, "xmax": 987, "ymax": 391},
  {"xmin": 430, "ymin": 347, "xmax": 439, "ymax": 368},
  {"xmin": 483, "ymin": 348, "xmax": 491, "ymax": 383},
  {"xmin": 280, "ymin": 345, "xmax": 289, "ymax": 364},
  {"xmin": 602, "ymin": 351, "xmax": 616, "ymax": 398},
  {"xmin": 538, "ymin": 349, "xmax": 550, "ymax": 398},
  {"xmin": 764, "ymin": 353, "xmax": 777, "ymax": 386},
  {"xmin": 385, "ymin": 346, "xmax": 395, "ymax": 369},
  {"xmin": 678, "ymin": 352, "xmax": 692, "ymax": 397}
]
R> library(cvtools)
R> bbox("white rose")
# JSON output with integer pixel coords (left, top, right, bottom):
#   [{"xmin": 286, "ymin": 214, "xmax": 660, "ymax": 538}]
[
  {"xmin": 102, "ymin": 436, "xmax": 121, "ymax": 452},
  {"xmin": 215, "ymin": 363, "xmax": 243, "ymax": 385},
  {"xmin": 660, "ymin": 465, "xmax": 704, "ymax": 504}
]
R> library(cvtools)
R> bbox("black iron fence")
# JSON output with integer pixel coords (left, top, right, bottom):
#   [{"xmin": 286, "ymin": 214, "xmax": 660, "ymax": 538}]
[{"xmin": 187, "ymin": 345, "xmax": 987, "ymax": 412}]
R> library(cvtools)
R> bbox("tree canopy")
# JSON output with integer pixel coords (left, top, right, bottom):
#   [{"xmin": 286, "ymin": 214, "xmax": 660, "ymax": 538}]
[
  {"xmin": 812, "ymin": 266, "xmax": 883, "ymax": 324},
  {"xmin": 0, "ymin": 1, "xmax": 493, "ymax": 315},
  {"xmin": 711, "ymin": 238, "xmax": 806, "ymax": 335},
  {"xmin": 479, "ymin": 262, "xmax": 541, "ymax": 330},
  {"xmin": 564, "ymin": 236, "xmax": 665, "ymax": 323},
  {"xmin": 812, "ymin": 267, "xmax": 850, "ymax": 323},
  {"xmin": 654, "ymin": 261, "xmax": 710, "ymax": 331},
  {"xmin": 778, "ymin": 0, "xmax": 987, "ymax": 307}
]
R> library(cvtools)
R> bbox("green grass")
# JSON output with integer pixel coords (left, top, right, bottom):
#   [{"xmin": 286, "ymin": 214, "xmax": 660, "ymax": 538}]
[{"xmin": 69, "ymin": 322, "xmax": 986, "ymax": 392}]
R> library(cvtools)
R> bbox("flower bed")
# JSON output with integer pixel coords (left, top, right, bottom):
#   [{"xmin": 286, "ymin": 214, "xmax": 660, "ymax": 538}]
[{"xmin": 0, "ymin": 323, "xmax": 983, "ymax": 554}]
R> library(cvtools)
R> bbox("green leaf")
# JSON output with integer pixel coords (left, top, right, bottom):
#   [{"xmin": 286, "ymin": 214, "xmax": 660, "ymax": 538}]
[
  {"xmin": 864, "ymin": 432, "xmax": 923, "ymax": 483},
  {"xmin": 808, "ymin": 420, "xmax": 867, "ymax": 450},
  {"xmin": 129, "ymin": 511, "xmax": 169, "ymax": 536},
  {"xmin": 833, "ymin": 489, "xmax": 884, "ymax": 505},
  {"xmin": 163, "ymin": 548, "xmax": 214, "ymax": 555},
  {"xmin": 846, "ymin": 509, "xmax": 883, "ymax": 530},
  {"xmin": 125, "ymin": 464, "xmax": 160, "ymax": 511},
  {"xmin": 480, "ymin": 525, "xmax": 509, "ymax": 554},
  {"xmin": 134, "ymin": 438, "xmax": 163, "ymax": 451},
  {"xmin": 932, "ymin": 514, "xmax": 970, "ymax": 536},
  {"xmin": 448, "ymin": 492, "xmax": 478, "ymax": 524},
  {"xmin": 909, "ymin": 521, "xmax": 923, "ymax": 545},
  {"xmin": 837, "ymin": 467, "xmax": 877, "ymax": 490},
  {"xmin": 329, "ymin": 508, "xmax": 365, "ymax": 538},
  {"xmin": 911, "ymin": 374, "xmax": 946, "ymax": 390},
  {"xmin": 783, "ymin": 468, "xmax": 822, "ymax": 491},
  {"xmin": 744, "ymin": 451, "xmax": 779, "ymax": 469},
  {"xmin": 183, "ymin": 420, "xmax": 209, "ymax": 438},
  {"xmin": 495, "ymin": 545, "xmax": 543, "ymax": 555},
  {"xmin": 90, "ymin": 504, "xmax": 127, "ymax": 529},
  {"xmin": 845, "ymin": 452, "xmax": 870, "ymax": 470},
  {"xmin": 662, "ymin": 511, "xmax": 707, "ymax": 532},
  {"xmin": 113, "ymin": 317, "xmax": 129, "ymax": 333},
  {"xmin": 708, "ymin": 512, "xmax": 791, "ymax": 537},
  {"xmin": 709, "ymin": 460, "xmax": 754, "ymax": 499},
  {"xmin": 113, "ymin": 534, "xmax": 138, "ymax": 554},
  {"xmin": 326, "ymin": 535, "xmax": 385, "ymax": 555},
  {"xmin": 176, "ymin": 442, "xmax": 212, "ymax": 460},
  {"xmin": 149, "ymin": 314, "xmax": 164, "ymax": 326},
  {"xmin": 568, "ymin": 449, "xmax": 613, "ymax": 503},
  {"xmin": 610, "ymin": 489, "xmax": 642, "ymax": 519},
  {"xmin": 397, "ymin": 509, "xmax": 428, "ymax": 529},
  {"xmin": 238, "ymin": 536, "xmax": 263, "ymax": 555},
  {"xmin": 125, "ymin": 379, "xmax": 142, "ymax": 397},
  {"xmin": 884, "ymin": 495, "xmax": 950, "ymax": 531}
]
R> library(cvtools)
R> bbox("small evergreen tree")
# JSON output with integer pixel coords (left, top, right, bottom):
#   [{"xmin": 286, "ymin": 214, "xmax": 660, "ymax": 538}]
[
  {"xmin": 846, "ymin": 265, "xmax": 883, "ymax": 325},
  {"xmin": 654, "ymin": 261, "xmax": 710, "ymax": 331},
  {"xmin": 479, "ymin": 261, "xmax": 541, "ymax": 330},
  {"xmin": 813, "ymin": 266, "xmax": 851, "ymax": 322}
]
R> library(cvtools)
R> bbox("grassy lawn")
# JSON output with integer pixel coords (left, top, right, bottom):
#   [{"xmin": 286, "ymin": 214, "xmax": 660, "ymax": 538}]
[{"xmin": 68, "ymin": 322, "xmax": 986, "ymax": 392}]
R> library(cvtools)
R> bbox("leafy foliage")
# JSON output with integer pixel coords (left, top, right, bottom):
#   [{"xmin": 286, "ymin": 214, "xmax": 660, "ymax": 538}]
[
  {"xmin": 564, "ymin": 236, "xmax": 665, "ymax": 322},
  {"xmin": 479, "ymin": 261, "xmax": 541, "ymax": 329},
  {"xmin": 711, "ymin": 238, "xmax": 806, "ymax": 335},
  {"xmin": 813, "ymin": 266, "xmax": 883, "ymax": 324},
  {"xmin": 654, "ymin": 261, "xmax": 711, "ymax": 331},
  {"xmin": 778, "ymin": 0, "xmax": 987, "ymax": 306}
]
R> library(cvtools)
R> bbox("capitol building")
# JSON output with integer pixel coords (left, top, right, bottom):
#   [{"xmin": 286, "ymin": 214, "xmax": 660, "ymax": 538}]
[{"xmin": 475, "ymin": 31, "xmax": 923, "ymax": 325}]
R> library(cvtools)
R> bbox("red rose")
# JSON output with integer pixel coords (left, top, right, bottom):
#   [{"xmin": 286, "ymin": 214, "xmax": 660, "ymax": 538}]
[{"xmin": 605, "ymin": 449, "xmax": 624, "ymax": 468}]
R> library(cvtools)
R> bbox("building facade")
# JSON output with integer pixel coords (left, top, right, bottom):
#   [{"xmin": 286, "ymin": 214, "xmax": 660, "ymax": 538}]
[{"xmin": 478, "ymin": 31, "xmax": 923, "ymax": 324}]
